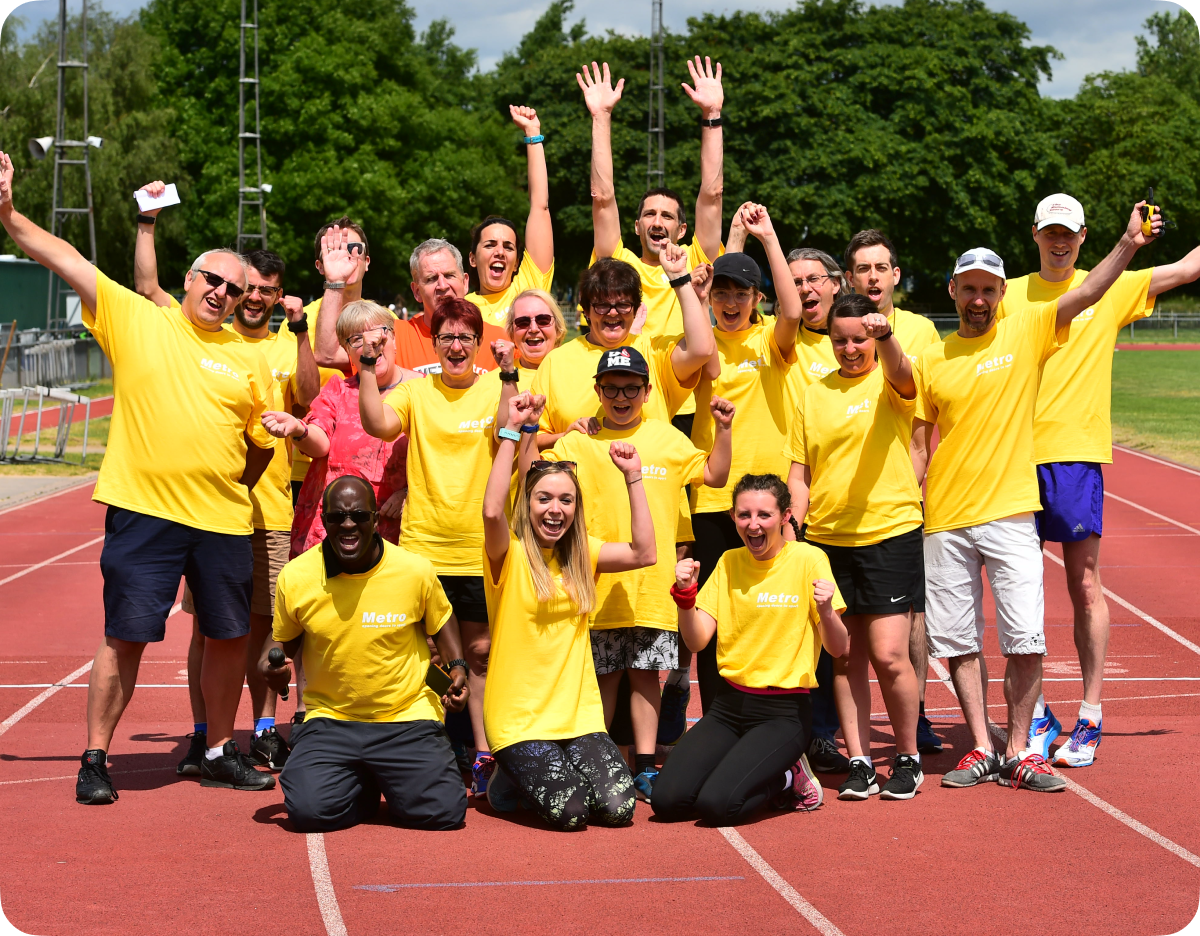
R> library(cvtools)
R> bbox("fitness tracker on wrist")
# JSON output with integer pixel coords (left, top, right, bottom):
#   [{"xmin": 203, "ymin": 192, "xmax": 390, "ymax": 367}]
[
  {"xmin": 286, "ymin": 315, "xmax": 308, "ymax": 334},
  {"xmin": 519, "ymin": 424, "xmax": 538, "ymax": 433},
  {"xmin": 668, "ymin": 273, "xmax": 692, "ymax": 289},
  {"xmin": 357, "ymin": 354, "xmax": 379, "ymax": 367},
  {"xmin": 136, "ymin": 214, "xmax": 157, "ymax": 225}
]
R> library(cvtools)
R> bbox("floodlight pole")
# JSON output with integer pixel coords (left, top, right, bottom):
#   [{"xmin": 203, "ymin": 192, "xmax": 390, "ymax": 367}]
[
  {"xmin": 647, "ymin": 0, "xmax": 665, "ymax": 189},
  {"xmin": 46, "ymin": 0, "xmax": 97, "ymax": 330},
  {"xmin": 236, "ymin": 0, "xmax": 267, "ymax": 253}
]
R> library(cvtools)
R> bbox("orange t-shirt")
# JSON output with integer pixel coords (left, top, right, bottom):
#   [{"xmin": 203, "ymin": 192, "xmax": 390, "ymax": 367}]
[{"xmin": 393, "ymin": 313, "xmax": 507, "ymax": 376}]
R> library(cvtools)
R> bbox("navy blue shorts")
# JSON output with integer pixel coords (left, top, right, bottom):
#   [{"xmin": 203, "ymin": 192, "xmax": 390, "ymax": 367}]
[
  {"xmin": 100, "ymin": 506, "xmax": 253, "ymax": 643},
  {"xmin": 1036, "ymin": 462, "xmax": 1104, "ymax": 543}
]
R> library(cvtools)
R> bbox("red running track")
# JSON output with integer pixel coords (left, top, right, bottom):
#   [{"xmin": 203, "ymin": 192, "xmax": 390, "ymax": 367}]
[
  {"xmin": 5, "ymin": 397, "xmax": 113, "ymax": 439},
  {"xmin": 0, "ymin": 449, "xmax": 1197, "ymax": 936}
]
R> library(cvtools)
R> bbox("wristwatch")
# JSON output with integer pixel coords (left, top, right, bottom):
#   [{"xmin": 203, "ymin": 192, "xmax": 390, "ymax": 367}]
[
  {"xmin": 447, "ymin": 658, "xmax": 468, "ymax": 673},
  {"xmin": 323, "ymin": 281, "xmax": 346, "ymax": 290},
  {"xmin": 358, "ymin": 353, "xmax": 379, "ymax": 367},
  {"xmin": 699, "ymin": 116, "xmax": 723, "ymax": 128},
  {"xmin": 498, "ymin": 369, "xmax": 521, "ymax": 383}
]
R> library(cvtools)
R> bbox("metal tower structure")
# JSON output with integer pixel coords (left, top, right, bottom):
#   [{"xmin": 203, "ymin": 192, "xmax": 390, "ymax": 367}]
[
  {"xmin": 647, "ymin": 0, "xmax": 665, "ymax": 189},
  {"xmin": 236, "ymin": 0, "xmax": 267, "ymax": 253},
  {"xmin": 45, "ymin": 0, "xmax": 97, "ymax": 330}
]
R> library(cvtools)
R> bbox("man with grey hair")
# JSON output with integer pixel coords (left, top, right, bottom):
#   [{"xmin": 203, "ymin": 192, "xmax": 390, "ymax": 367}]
[{"xmin": 0, "ymin": 150, "xmax": 281, "ymax": 804}]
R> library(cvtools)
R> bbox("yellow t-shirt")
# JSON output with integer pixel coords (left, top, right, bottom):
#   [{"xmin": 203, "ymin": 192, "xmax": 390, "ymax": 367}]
[
  {"xmin": 465, "ymin": 250, "xmax": 555, "ymax": 328},
  {"xmin": 597, "ymin": 239, "xmax": 719, "ymax": 340},
  {"xmin": 790, "ymin": 325, "xmax": 839, "ymax": 390},
  {"xmin": 889, "ymin": 307, "xmax": 942, "ymax": 363},
  {"xmin": 996, "ymin": 269, "xmax": 1154, "ymax": 464},
  {"xmin": 785, "ymin": 365, "xmax": 924, "ymax": 547},
  {"xmin": 915, "ymin": 301, "xmax": 1068, "ymax": 533},
  {"xmin": 241, "ymin": 329, "xmax": 301, "ymax": 531},
  {"xmin": 530, "ymin": 333, "xmax": 695, "ymax": 434},
  {"xmin": 292, "ymin": 297, "xmax": 352, "ymax": 482},
  {"xmin": 697, "ymin": 541, "xmax": 845, "ymax": 689},
  {"xmin": 273, "ymin": 541, "xmax": 453, "ymax": 722},
  {"xmin": 85, "ymin": 272, "xmax": 276, "ymax": 535},
  {"xmin": 483, "ymin": 532, "xmax": 606, "ymax": 752},
  {"xmin": 547, "ymin": 419, "xmax": 707, "ymax": 632},
  {"xmin": 382, "ymin": 371, "xmax": 503, "ymax": 575},
  {"xmin": 691, "ymin": 320, "xmax": 798, "ymax": 515}
]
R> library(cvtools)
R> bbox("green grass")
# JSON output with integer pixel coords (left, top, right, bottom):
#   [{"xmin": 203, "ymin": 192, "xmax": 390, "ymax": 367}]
[
  {"xmin": 0, "ymin": 414, "xmax": 108, "ymax": 475},
  {"xmin": 1111, "ymin": 349, "xmax": 1200, "ymax": 467}
]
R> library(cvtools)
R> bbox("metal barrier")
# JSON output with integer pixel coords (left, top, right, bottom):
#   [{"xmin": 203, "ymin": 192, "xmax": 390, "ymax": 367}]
[
  {"xmin": 0, "ymin": 386, "xmax": 91, "ymax": 464},
  {"xmin": 18, "ymin": 339, "xmax": 79, "ymax": 386}
]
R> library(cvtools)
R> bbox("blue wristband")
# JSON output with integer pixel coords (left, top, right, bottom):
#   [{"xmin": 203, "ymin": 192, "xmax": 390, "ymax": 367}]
[
  {"xmin": 519, "ymin": 424, "xmax": 538, "ymax": 433},
  {"xmin": 523, "ymin": 134, "xmax": 545, "ymax": 145},
  {"xmin": 498, "ymin": 427, "xmax": 521, "ymax": 443}
]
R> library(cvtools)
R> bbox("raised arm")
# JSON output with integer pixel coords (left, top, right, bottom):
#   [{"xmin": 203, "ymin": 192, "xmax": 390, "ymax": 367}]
[
  {"xmin": 314, "ymin": 227, "xmax": 357, "ymax": 371},
  {"xmin": 490, "ymin": 338, "xmax": 519, "ymax": 442},
  {"xmin": 1056, "ymin": 201, "xmax": 1161, "ymax": 329},
  {"xmin": 133, "ymin": 181, "xmax": 174, "ymax": 308},
  {"xmin": 483, "ymin": 393, "xmax": 539, "ymax": 572},
  {"xmin": 724, "ymin": 202, "xmax": 751, "ymax": 254},
  {"xmin": 1149, "ymin": 242, "xmax": 1200, "ymax": 297},
  {"xmin": 910, "ymin": 418, "xmax": 934, "ymax": 487},
  {"xmin": 357, "ymin": 333, "xmax": 404, "ymax": 441},
  {"xmin": 682, "ymin": 56, "xmax": 724, "ymax": 261},
  {"xmin": 281, "ymin": 295, "xmax": 321, "ymax": 407},
  {"xmin": 596, "ymin": 442, "xmax": 657, "ymax": 572},
  {"xmin": 0, "ymin": 151, "xmax": 97, "ymax": 312},
  {"xmin": 673, "ymin": 558, "xmax": 716, "ymax": 652},
  {"xmin": 577, "ymin": 62, "xmax": 625, "ymax": 259},
  {"xmin": 744, "ymin": 204, "xmax": 802, "ymax": 353},
  {"xmin": 701, "ymin": 395, "xmax": 735, "ymax": 487},
  {"xmin": 660, "ymin": 241, "xmax": 715, "ymax": 377},
  {"xmin": 862, "ymin": 312, "xmax": 915, "ymax": 398},
  {"xmin": 510, "ymin": 106, "xmax": 553, "ymax": 275}
]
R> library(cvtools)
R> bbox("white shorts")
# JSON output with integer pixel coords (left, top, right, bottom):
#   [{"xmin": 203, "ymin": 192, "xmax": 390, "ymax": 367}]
[{"xmin": 923, "ymin": 513, "xmax": 1046, "ymax": 658}]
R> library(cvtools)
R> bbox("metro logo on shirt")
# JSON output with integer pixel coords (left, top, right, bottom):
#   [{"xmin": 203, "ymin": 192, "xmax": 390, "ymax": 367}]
[
  {"xmin": 458, "ymin": 415, "xmax": 495, "ymax": 433},
  {"xmin": 199, "ymin": 358, "xmax": 241, "ymax": 381},
  {"xmin": 976, "ymin": 354, "xmax": 1014, "ymax": 377},
  {"xmin": 757, "ymin": 591, "xmax": 802, "ymax": 608},
  {"xmin": 360, "ymin": 611, "xmax": 410, "ymax": 626}
]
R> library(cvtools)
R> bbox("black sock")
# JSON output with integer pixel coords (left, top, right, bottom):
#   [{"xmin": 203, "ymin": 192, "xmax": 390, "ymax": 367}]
[
  {"xmin": 919, "ymin": 701, "xmax": 926, "ymax": 716},
  {"xmin": 635, "ymin": 753, "xmax": 657, "ymax": 775}
]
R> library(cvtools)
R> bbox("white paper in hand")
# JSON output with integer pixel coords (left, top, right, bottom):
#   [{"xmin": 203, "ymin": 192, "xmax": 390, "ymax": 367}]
[{"xmin": 133, "ymin": 183, "xmax": 180, "ymax": 212}]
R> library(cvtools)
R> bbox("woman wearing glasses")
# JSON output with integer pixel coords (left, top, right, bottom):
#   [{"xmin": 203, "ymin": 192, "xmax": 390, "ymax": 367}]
[
  {"xmin": 504, "ymin": 289, "xmax": 567, "ymax": 386},
  {"xmin": 480, "ymin": 392, "xmax": 656, "ymax": 830},
  {"xmin": 358, "ymin": 297, "xmax": 506, "ymax": 798},
  {"xmin": 464, "ymin": 106, "xmax": 555, "ymax": 329}
]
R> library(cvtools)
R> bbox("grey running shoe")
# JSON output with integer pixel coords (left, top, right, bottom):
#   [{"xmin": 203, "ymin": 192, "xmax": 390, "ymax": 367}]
[
  {"xmin": 941, "ymin": 748, "xmax": 1001, "ymax": 788},
  {"xmin": 999, "ymin": 753, "xmax": 1067, "ymax": 792}
]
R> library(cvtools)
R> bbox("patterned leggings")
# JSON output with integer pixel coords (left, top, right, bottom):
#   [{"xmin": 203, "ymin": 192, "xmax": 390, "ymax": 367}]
[{"xmin": 493, "ymin": 732, "xmax": 635, "ymax": 831}]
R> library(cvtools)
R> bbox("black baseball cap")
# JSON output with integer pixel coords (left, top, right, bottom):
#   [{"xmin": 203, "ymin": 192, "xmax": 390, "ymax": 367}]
[
  {"xmin": 594, "ymin": 346, "xmax": 650, "ymax": 379},
  {"xmin": 712, "ymin": 253, "xmax": 762, "ymax": 290}
]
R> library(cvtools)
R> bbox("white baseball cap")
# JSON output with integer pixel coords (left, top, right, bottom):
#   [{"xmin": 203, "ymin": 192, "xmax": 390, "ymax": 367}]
[
  {"xmin": 1034, "ymin": 193, "xmax": 1086, "ymax": 232},
  {"xmin": 953, "ymin": 247, "xmax": 1006, "ymax": 281}
]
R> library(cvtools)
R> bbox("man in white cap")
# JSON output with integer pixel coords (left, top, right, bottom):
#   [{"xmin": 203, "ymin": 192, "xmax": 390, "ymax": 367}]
[
  {"xmin": 999, "ymin": 194, "xmax": 1200, "ymax": 767},
  {"xmin": 910, "ymin": 202, "xmax": 1161, "ymax": 792}
]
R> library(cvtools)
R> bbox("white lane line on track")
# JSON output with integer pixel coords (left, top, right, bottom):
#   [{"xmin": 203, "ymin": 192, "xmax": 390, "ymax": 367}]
[
  {"xmin": 1042, "ymin": 549, "xmax": 1200, "ymax": 656},
  {"xmin": 0, "ymin": 767, "xmax": 168, "ymax": 787},
  {"xmin": 719, "ymin": 828, "xmax": 845, "ymax": 936},
  {"xmin": 1115, "ymin": 445, "xmax": 1200, "ymax": 479},
  {"xmin": 0, "ymin": 477, "xmax": 96, "ymax": 518},
  {"xmin": 307, "ymin": 834, "xmax": 348, "ymax": 936},
  {"xmin": 1104, "ymin": 491, "xmax": 1200, "ymax": 537},
  {"xmin": 0, "ymin": 536, "xmax": 104, "ymax": 588},
  {"xmin": 0, "ymin": 661, "xmax": 93, "ymax": 740},
  {"xmin": 927, "ymin": 661, "xmax": 1200, "ymax": 869}
]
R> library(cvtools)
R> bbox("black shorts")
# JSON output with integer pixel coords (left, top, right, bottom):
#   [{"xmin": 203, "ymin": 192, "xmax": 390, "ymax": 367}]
[
  {"xmin": 438, "ymin": 575, "xmax": 488, "ymax": 624},
  {"xmin": 100, "ymin": 506, "xmax": 252, "ymax": 643},
  {"xmin": 810, "ymin": 526, "xmax": 925, "ymax": 616}
]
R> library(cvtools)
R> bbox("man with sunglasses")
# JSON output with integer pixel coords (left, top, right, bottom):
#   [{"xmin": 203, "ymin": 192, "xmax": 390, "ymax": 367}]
[
  {"xmin": 261, "ymin": 476, "xmax": 469, "ymax": 832},
  {"xmin": 911, "ymin": 202, "xmax": 1161, "ymax": 795},
  {"xmin": 0, "ymin": 152, "xmax": 281, "ymax": 804}
]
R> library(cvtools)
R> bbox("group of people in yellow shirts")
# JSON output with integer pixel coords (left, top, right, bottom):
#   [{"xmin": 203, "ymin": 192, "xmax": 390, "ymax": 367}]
[{"xmin": 3, "ymin": 52, "xmax": 1198, "ymax": 831}]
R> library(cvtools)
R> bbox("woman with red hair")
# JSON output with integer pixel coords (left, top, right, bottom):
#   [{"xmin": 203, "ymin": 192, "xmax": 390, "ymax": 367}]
[{"xmin": 359, "ymin": 297, "xmax": 506, "ymax": 797}]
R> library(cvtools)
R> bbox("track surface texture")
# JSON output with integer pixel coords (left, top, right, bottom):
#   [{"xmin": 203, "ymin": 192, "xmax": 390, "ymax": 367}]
[{"xmin": 0, "ymin": 446, "xmax": 1198, "ymax": 935}]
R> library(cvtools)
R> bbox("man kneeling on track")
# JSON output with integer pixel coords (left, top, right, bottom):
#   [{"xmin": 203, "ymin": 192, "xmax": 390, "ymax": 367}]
[{"xmin": 261, "ymin": 476, "xmax": 469, "ymax": 832}]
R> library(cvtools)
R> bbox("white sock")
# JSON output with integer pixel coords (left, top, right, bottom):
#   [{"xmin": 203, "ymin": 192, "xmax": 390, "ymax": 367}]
[
  {"xmin": 974, "ymin": 745, "xmax": 992, "ymax": 756},
  {"xmin": 782, "ymin": 769, "xmax": 793, "ymax": 791},
  {"xmin": 666, "ymin": 668, "xmax": 689, "ymax": 688},
  {"xmin": 1032, "ymin": 694, "xmax": 1046, "ymax": 719},
  {"xmin": 205, "ymin": 745, "xmax": 224, "ymax": 761},
  {"xmin": 1079, "ymin": 701, "xmax": 1102, "ymax": 725},
  {"xmin": 905, "ymin": 752, "xmax": 921, "ymax": 765},
  {"xmin": 850, "ymin": 755, "xmax": 872, "ymax": 767}
]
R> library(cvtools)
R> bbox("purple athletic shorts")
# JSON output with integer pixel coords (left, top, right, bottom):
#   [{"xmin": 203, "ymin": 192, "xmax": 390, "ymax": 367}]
[{"xmin": 1036, "ymin": 462, "xmax": 1104, "ymax": 543}]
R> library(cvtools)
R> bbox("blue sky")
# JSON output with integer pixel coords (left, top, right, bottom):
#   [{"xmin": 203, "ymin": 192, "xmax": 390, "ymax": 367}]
[{"xmin": 6, "ymin": 0, "xmax": 1188, "ymax": 97}]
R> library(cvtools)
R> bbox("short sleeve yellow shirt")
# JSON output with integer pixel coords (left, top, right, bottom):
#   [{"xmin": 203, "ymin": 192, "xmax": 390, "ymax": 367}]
[
  {"xmin": 465, "ymin": 250, "xmax": 555, "ymax": 328},
  {"xmin": 483, "ymin": 533, "xmax": 606, "ymax": 752},
  {"xmin": 996, "ymin": 269, "xmax": 1154, "ymax": 465},
  {"xmin": 383, "ymin": 371, "xmax": 502, "ymax": 575},
  {"xmin": 915, "ymin": 301, "xmax": 1068, "ymax": 533},
  {"xmin": 597, "ymin": 238, "xmax": 719, "ymax": 339},
  {"xmin": 697, "ymin": 541, "xmax": 845, "ymax": 689},
  {"xmin": 547, "ymin": 419, "xmax": 708, "ymax": 632},
  {"xmin": 241, "ymin": 329, "xmax": 301, "ymax": 531},
  {"xmin": 84, "ymin": 272, "xmax": 276, "ymax": 535},
  {"xmin": 789, "ymin": 326, "xmax": 839, "ymax": 392},
  {"xmin": 889, "ymin": 307, "xmax": 942, "ymax": 363},
  {"xmin": 273, "ymin": 541, "xmax": 453, "ymax": 722},
  {"xmin": 785, "ymin": 366, "xmax": 924, "ymax": 546}
]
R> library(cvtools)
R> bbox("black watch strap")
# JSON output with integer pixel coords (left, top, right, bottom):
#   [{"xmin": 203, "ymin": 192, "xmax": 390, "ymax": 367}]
[
  {"xmin": 699, "ymin": 116, "xmax": 723, "ymax": 128},
  {"xmin": 358, "ymin": 354, "xmax": 379, "ymax": 367},
  {"xmin": 498, "ymin": 369, "xmax": 520, "ymax": 383},
  {"xmin": 286, "ymin": 315, "xmax": 308, "ymax": 334},
  {"xmin": 447, "ymin": 658, "xmax": 468, "ymax": 672},
  {"xmin": 668, "ymin": 273, "xmax": 692, "ymax": 289},
  {"xmin": 137, "ymin": 213, "xmax": 157, "ymax": 225}
]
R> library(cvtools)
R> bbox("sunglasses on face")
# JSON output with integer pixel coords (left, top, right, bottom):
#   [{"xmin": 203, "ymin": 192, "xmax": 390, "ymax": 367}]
[
  {"xmin": 346, "ymin": 242, "xmax": 366, "ymax": 256},
  {"xmin": 598, "ymin": 383, "xmax": 646, "ymax": 400},
  {"xmin": 322, "ymin": 509, "xmax": 375, "ymax": 525},
  {"xmin": 590, "ymin": 302, "xmax": 634, "ymax": 316},
  {"xmin": 194, "ymin": 269, "xmax": 245, "ymax": 299},
  {"xmin": 530, "ymin": 459, "xmax": 576, "ymax": 473},
  {"xmin": 247, "ymin": 283, "xmax": 282, "ymax": 300},
  {"xmin": 435, "ymin": 333, "xmax": 478, "ymax": 348},
  {"xmin": 513, "ymin": 313, "xmax": 554, "ymax": 330}
]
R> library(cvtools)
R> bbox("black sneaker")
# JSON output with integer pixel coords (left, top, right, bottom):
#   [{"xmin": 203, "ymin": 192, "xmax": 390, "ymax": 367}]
[
  {"xmin": 176, "ymin": 730, "xmax": 206, "ymax": 776},
  {"xmin": 916, "ymin": 714, "xmax": 944, "ymax": 754},
  {"xmin": 248, "ymin": 726, "xmax": 289, "ymax": 771},
  {"xmin": 880, "ymin": 754, "xmax": 924, "ymax": 800},
  {"xmin": 76, "ymin": 750, "xmax": 118, "ymax": 805},
  {"xmin": 808, "ymin": 736, "xmax": 851, "ymax": 773},
  {"xmin": 837, "ymin": 760, "xmax": 879, "ymax": 800},
  {"xmin": 200, "ymin": 740, "xmax": 277, "ymax": 791}
]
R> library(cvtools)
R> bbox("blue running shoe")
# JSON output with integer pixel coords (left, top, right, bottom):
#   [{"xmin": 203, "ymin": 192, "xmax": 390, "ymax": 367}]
[
  {"xmin": 471, "ymin": 754, "xmax": 496, "ymax": 797},
  {"xmin": 916, "ymin": 714, "xmax": 943, "ymax": 754},
  {"xmin": 657, "ymin": 681, "xmax": 690, "ymax": 746},
  {"xmin": 1027, "ymin": 705, "xmax": 1062, "ymax": 760},
  {"xmin": 633, "ymin": 768, "xmax": 659, "ymax": 803},
  {"xmin": 1052, "ymin": 718, "xmax": 1101, "ymax": 768}
]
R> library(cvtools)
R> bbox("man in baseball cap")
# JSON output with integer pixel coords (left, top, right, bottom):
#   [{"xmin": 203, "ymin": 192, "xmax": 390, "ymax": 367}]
[{"xmin": 1033, "ymin": 194, "xmax": 1086, "ymax": 234}]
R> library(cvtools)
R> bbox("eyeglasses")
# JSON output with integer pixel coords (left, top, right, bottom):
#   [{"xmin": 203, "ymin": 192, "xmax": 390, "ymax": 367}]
[
  {"xmin": 795, "ymin": 274, "xmax": 834, "ymax": 289},
  {"xmin": 347, "ymin": 326, "xmax": 393, "ymax": 349},
  {"xmin": 530, "ymin": 460, "xmax": 576, "ymax": 472},
  {"xmin": 513, "ymin": 313, "xmax": 554, "ymax": 329},
  {"xmin": 589, "ymin": 302, "xmax": 634, "ymax": 316},
  {"xmin": 598, "ymin": 383, "xmax": 646, "ymax": 399},
  {"xmin": 346, "ymin": 242, "xmax": 366, "ymax": 256},
  {"xmin": 956, "ymin": 252, "xmax": 1002, "ymax": 269},
  {"xmin": 322, "ymin": 509, "xmax": 375, "ymax": 525},
  {"xmin": 435, "ymin": 333, "xmax": 478, "ymax": 347},
  {"xmin": 711, "ymin": 288, "xmax": 754, "ymax": 304},
  {"xmin": 194, "ymin": 269, "xmax": 245, "ymax": 299},
  {"xmin": 247, "ymin": 283, "xmax": 282, "ymax": 299}
]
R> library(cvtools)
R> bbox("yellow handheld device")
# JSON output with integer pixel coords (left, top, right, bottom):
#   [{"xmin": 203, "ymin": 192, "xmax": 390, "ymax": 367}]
[{"xmin": 1140, "ymin": 187, "xmax": 1161, "ymax": 237}]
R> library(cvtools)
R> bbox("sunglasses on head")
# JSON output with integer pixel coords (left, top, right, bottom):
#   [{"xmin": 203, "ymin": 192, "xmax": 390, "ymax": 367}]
[
  {"xmin": 322, "ymin": 509, "xmax": 375, "ymax": 525},
  {"xmin": 956, "ymin": 252, "xmax": 1002, "ymax": 269},
  {"xmin": 194, "ymin": 269, "xmax": 245, "ymax": 299},
  {"xmin": 346, "ymin": 242, "xmax": 366, "ymax": 256},
  {"xmin": 530, "ymin": 460, "xmax": 576, "ymax": 473},
  {"xmin": 513, "ymin": 313, "xmax": 554, "ymax": 329}
]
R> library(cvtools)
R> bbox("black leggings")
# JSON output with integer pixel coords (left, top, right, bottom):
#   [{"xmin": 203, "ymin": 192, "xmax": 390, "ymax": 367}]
[
  {"xmin": 493, "ymin": 732, "xmax": 635, "ymax": 831},
  {"xmin": 652, "ymin": 687, "xmax": 811, "ymax": 826},
  {"xmin": 691, "ymin": 511, "xmax": 744, "ymax": 713}
]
